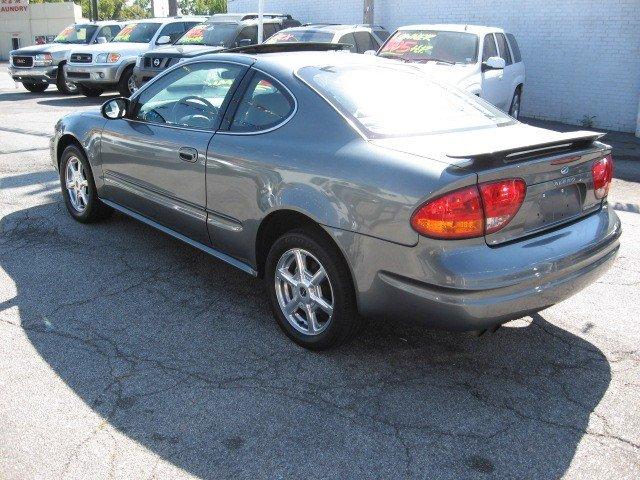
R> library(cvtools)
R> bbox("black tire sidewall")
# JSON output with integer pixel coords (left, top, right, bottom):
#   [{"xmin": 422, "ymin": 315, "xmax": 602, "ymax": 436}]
[
  {"xmin": 265, "ymin": 229, "xmax": 358, "ymax": 350},
  {"xmin": 510, "ymin": 90, "xmax": 522, "ymax": 118},
  {"xmin": 56, "ymin": 65, "xmax": 78, "ymax": 95},
  {"xmin": 59, "ymin": 146, "xmax": 101, "ymax": 223},
  {"xmin": 118, "ymin": 66, "xmax": 135, "ymax": 97},
  {"xmin": 22, "ymin": 82, "xmax": 47, "ymax": 93}
]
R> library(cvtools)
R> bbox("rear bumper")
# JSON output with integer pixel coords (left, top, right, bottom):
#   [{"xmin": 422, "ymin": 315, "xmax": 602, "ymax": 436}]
[
  {"xmin": 327, "ymin": 205, "xmax": 621, "ymax": 331},
  {"xmin": 8, "ymin": 65, "xmax": 58, "ymax": 84}
]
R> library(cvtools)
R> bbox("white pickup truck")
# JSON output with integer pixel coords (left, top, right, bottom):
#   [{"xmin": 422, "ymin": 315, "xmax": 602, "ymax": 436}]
[{"xmin": 376, "ymin": 24, "xmax": 525, "ymax": 118}]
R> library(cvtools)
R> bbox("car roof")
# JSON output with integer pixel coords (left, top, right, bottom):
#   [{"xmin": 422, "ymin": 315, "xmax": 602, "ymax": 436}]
[
  {"xmin": 118, "ymin": 17, "xmax": 206, "ymax": 25},
  {"xmin": 397, "ymin": 24, "xmax": 504, "ymax": 35},
  {"xmin": 195, "ymin": 50, "xmax": 401, "ymax": 73},
  {"xmin": 292, "ymin": 24, "xmax": 375, "ymax": 33}
]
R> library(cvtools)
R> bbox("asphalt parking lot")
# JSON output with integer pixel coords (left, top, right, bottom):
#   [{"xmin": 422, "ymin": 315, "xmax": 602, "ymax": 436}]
[{"xmin": 1, "ymin": 68, "xmax": 639, "ymax": 479}]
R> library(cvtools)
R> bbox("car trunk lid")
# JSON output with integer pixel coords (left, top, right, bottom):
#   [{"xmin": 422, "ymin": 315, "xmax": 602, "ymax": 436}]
[{"xmin": 371, "ymin": 124, "xmax": 610, "ymax": 245}]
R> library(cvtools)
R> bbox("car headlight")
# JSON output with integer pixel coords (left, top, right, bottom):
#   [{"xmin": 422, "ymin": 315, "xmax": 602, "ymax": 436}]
[
  {"xmin": 95, "ymin": 52, "xmax": 121, "ymax": 64},
  {"xmin": 34, "ymin": 53, "xmax": 53, "ymax": 66}
]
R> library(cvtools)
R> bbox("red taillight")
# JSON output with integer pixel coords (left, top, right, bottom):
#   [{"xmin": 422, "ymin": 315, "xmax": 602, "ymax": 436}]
[
  {"xmin": 411, "ymin": 179, "xmax": 526, "ymax": 239},
  {"xmin": 479, "ymin": 179, "xmax": 527, "ymax": 234},
  {"xmin": 410, "ymin": 185, "xmax": 484, "ymax": 239},
  {"xmin": 592, "ymin": 154, "xmax": 613, "ymax": 199}
]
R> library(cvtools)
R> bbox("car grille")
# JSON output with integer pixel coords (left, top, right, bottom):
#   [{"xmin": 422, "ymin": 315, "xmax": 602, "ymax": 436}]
[
  {"xmin": 66, "ymin": 71, "xmax": 91, "ymax": 79},
  {"xmin": 70, "ymin": 53, "xmax": 92, "ymax": 63},
  {"xmin": 144, "ymin": 57, "xmax": 174, "ymax": 69},
  {"xmin": 12, "ymin": 56, "xmax": 33, "ymax": 68}
]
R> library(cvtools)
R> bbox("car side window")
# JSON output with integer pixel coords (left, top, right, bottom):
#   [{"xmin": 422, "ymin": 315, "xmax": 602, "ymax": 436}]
[
  {"xmin": 506, "ymin": 33, "xmax": 522, "ymax": 63},
  {"xmin": 97, "ymin": 26, "xmax": 118, "ymax": 41},
  {"xmin": 133, "ymin": 62, "xmax": 245, "ymax": 130},
  {"xmin": 337, "ymin": 33, "xmax": 358, "ymax": 53},
  {"xmin": 373, "ymin": 28, "xmax": 390, "ymax": 42},
  {"xmin": 230, "ymin": 72, "xmax": 295, "ymax": 132},
  {"xmin": 353, "ymin": 31, "xmax": 377, "ymax": 53},
  {"xmin": 482, "ymin": 34, "xmax": 498, "ymax": 61},
  {"xmin": 236, "ymin": 26, "xmax": 258, "ymax": 46},
  {"xmin": 263, "ymin": 23, "xmax": 277, "ymax": 40},
  {"xmin": 158, "ymin": 22, "xmax": 185, "ymax": 43},
  {"xmin": 494, "ymin": 33, "xmax": 513, "ymax": 65}
]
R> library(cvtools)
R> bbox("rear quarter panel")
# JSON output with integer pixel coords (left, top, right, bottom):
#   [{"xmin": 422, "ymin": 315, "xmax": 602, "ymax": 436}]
[{"xmin": 204, "ymin": 67, "xmax": 477, "ymax": 266}]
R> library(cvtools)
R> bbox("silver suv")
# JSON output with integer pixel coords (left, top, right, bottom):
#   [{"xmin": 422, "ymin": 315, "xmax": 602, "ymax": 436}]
[
  {"xmin": 265, "ymin": 23, "xmax": 390, "ymax": 53},
  {"xmin": 8, "ymin": 22, "xmax": 121, "ymax": 94},
  {"xmin": 66, "ymin": 17, "xmax": 205, "ymax": 97}
]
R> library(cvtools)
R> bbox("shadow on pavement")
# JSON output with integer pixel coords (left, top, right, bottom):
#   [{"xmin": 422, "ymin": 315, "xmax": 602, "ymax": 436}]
[{"xmin": 1, "ymin": 200, "xmax": 612, "ymax": 479}]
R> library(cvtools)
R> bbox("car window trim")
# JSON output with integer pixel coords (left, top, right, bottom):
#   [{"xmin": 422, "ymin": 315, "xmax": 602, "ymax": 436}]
[
  {"xmin": 482, "ymin": 33, "xmax": 498, "ymax": 61},
  {"xmin": 218, "ymin": 67, "xmax": 298, "ymax": 136},
  {"xmin": 494, "ymin": 32, "xmax": 513, "ymax": 65},
  {"xmin": 126, "ymin": 59, "xmax": 251, "ymax": 133}
]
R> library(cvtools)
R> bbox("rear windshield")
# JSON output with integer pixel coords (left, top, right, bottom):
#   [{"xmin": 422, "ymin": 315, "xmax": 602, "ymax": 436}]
[
  {"xmin": 176, "ymin": 23, "xmax": 238, "ymax": 46},
  {"xmin": 113, "ymin": 23, "xmax": 161, "ymax": 43},
  {"xmin": 265, "ymin": 29, "xmax": 334, "ymax": 44},
  {"xmin": 379, "ymin": 30, "xmax": 478, "ymax": 64},
  {"xmin": 54, "ymin": 25, "xmax": 98, "ymax": 44},
  {"xmin": 297, "ymin": 64, "xmax": 513, "ymax": 138}
]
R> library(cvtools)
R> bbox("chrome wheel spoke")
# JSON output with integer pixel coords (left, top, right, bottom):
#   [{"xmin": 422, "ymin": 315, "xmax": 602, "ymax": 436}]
[
  {"xmin": 313, "ymin": 295, "xmax": 333, "ymax": 316},
  {"xmin": 293, "ymin": 249, "xmax": 307, "ymax": 278},
  {"xmin": 305, "ymin": 304, "xmax": 319, "ymax": 333},
  {"xmin": 276, "ymin": 267, "xmax": 297, "ymax": 286},
  {"xmin": 283, "ymin": 297, "xmax": 299, "ymax": 315},
  {"xmin": 310, "ymin": 267, "xmax": 326, "ymax": 286}
]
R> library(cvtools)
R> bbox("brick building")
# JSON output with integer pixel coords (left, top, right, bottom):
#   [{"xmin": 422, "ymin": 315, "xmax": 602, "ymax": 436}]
[{"xmin": 229, "ymin": 0, "xmax": 640, "ymax": 136}]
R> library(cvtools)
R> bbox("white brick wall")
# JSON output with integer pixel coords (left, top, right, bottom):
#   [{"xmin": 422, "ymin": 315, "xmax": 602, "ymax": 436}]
[{"xmin": 228, "ymin": 0, "xmax": 640, "ymax": 133}]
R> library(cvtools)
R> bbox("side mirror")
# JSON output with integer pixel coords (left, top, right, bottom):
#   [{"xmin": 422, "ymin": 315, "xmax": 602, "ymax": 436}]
[
  {"xmin": 237, "ymin": 38, "xmax": 253, "ymax": 47},
  {"xmin": 156, "ymin": 35, "xmax": 171, "ymax": 45},
  {"xmin": 101, "ymin": 97, "xmax": 129, "ymax": 119},
  {"xmin": 96, "ymin": 36, "xmax": 107, "ymax": 44},
  {"xmin": 363, "ymin": 50, "xmax": 377, "ymax": 56},
  {"xmin": 482, "ymin": 56, "xmax": 506, "ymax": 71}
]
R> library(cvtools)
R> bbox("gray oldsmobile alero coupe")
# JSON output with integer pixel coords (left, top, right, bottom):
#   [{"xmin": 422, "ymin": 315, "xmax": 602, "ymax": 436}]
[{"xmin": 51, "ymin": 50, "xmax": 621, "ymax": 349}]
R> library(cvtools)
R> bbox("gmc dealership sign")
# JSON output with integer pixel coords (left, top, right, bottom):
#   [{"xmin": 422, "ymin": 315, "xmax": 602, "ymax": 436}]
[{"xmin": 0, "ymin": 0, "xmax": 28, "ymax": 14}]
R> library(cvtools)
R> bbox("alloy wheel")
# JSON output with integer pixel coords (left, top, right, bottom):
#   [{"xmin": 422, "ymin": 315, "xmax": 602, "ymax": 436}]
[
  {"xmin": 127, "ymin": 74, "xmax": 137, "ymax": 95},
  {"xmin": 274, "ymin": 248, "xmax": 334, "ymax": 336},
  {"xmin": 65, "ymin": 156, "xmax": 89, "ymax": 213}
]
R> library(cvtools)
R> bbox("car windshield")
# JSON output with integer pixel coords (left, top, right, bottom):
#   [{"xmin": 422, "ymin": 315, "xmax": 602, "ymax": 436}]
[
  {"xmin": 379, "ymin": 30, "xmax": 478, "ymax": 64},
  {"xmin": 265, "ymin": 29, "xmax": 334, "ymax": 44},
  {"xmin": 53, "ymin": 25, "xmax": 98, "ymax": 44},
  {"xmin": 176, "ymin": 23, "xmax": 238, "ymax": 46},
  {"xmin": 112, "ymin": 22, "xmax": 161, "ymax": 43},
  {"xmin": 297, "ymin": 64, "xmax": 513, "ymax": 138}
]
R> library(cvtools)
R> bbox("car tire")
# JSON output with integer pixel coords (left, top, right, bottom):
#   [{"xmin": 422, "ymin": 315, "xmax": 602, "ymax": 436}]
[
  {"xmin": 55, "ymin": 64, "xmax": 78, "ymax": 95},
  {"xmin": 22, "ymin": 82, "xmax": 47, "ymax": 93},
  {"xmin": 509, "ymin": 88, "xmax": 522, "ymax": 119},
  {"xmin": 59, "ymin": 145, "xmax": 112, "ymax": 223},
  {"xmin": 117, "ymin": 65, "xmax": 136, "ymax": 97},
  {"xmin": 265, "ymin": 227, "xmax": 360, "ymax": 350},
  {"xmin": 77, "ymin": 85, "xmax": 104, "ymax": 97}
]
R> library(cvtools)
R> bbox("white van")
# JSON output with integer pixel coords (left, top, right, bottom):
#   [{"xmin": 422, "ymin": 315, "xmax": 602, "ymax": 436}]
[{"xmin": 376, "ymin": 24, "xmax": 525, "ymax": 118}]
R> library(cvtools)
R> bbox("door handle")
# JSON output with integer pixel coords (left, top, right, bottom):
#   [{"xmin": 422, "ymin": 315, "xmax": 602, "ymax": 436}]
[{"xmin": 178, "ymin": 147, "xmax": 198, "ymax": 163}]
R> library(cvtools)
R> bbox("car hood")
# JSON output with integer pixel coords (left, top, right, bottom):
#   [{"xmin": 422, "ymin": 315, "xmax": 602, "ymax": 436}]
[
  {"xmin": 371, "ymin": 123, "xmax": 600, "ymax": 165},
  {"xmin": 410, "ymin": 62, "xmax": 478, "ymax": 90},
  {"xmin": 70, "ymin": 42, "xmax": 147, "ymax": 56},
  {"xmin": 11, "ymin": 43, "xmax": 76, "ymax": 55},
  {"xmin": 148, "ymin": 44, "xmax": 225, "ymax": 58}
]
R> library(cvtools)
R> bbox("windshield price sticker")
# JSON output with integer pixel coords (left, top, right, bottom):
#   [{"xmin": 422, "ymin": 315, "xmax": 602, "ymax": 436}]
[
  {"xmin": 383, "ymin": 32, "xmax": 435, "ymax": 55},
  {"xmin": 55, "ymin": 26, "xmax": 74, "ymax": 41},
  {"xmin": 181, "ymin": 25, "xmax": 206, "ymax": 43},
  {"xmin": 115, "ymin": 24, "xmax": 136, "ymax": 41}
]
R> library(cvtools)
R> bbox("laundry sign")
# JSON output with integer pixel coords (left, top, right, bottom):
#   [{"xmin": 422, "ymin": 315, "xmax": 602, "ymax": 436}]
[{"xmin": 0, "ymin": 0, "xmax": 29, "ymax": 14}]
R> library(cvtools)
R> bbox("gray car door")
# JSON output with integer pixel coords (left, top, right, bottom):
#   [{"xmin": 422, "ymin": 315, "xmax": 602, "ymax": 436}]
[{"xmin": 100, "ymin": 61, "xmax": 248, "ymax": 244}]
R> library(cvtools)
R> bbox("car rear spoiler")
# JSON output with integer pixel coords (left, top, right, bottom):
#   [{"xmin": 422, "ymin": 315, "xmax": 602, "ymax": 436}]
[
  {"xmin": 447, "ymin": 131, "xmax": 605, "ymax": 166},
  {"xmin": 224, "ymin": 42, "xmax": 351, "ymax": 54}
]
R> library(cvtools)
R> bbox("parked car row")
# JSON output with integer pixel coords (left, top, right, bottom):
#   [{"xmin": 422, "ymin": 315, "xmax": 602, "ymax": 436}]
[{"xmin": 8, "ymin": 13, "xmax": 525, "ymax": 117}]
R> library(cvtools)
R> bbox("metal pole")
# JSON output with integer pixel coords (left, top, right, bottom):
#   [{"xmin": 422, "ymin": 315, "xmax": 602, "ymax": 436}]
[
  {"xmin": 168, "ymin": 0, "xmax": 178, "ymax": 16},
  {"xmin": 91, "ymin": 0, "xmax": 99, "ymax": 21},
  {"xmin": 363, "ymin": 0, "xmax": 374, "ymax": 25},
  {"xmin": 258, "ymin": 0, "xmax": 264, "ymax": 43}
]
